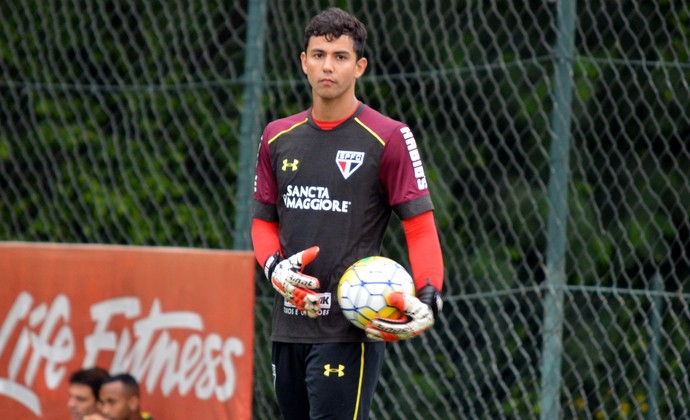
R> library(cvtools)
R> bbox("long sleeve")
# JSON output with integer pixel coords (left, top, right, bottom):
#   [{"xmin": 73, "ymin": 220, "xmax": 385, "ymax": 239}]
[{"xmin": 402, "ymin": 211, "xmax": 444, "ymax": 291}]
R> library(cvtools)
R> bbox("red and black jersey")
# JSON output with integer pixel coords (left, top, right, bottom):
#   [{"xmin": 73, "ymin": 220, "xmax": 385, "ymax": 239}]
[{"xmin": 253, "ymin": 103, "xmax": 433, "ymax": 343}]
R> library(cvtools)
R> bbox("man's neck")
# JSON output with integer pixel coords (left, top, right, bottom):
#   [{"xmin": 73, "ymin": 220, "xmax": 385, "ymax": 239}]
[{"xmin": 311, "ymin": 94, "xmax": 359, "ymax": 122}]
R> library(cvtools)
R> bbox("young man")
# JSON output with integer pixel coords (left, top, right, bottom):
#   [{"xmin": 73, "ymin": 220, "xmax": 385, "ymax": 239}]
[
  {"xmin": 252, "ymin": 7, "xmax": 444, "ymax": 420},
  {"xmin": 67, "ymin": 367, "xmax": 109, "ymax": 420},
  {"xmin": 97, "ymin": 373, "xmax": 152, "ymax": 420}
]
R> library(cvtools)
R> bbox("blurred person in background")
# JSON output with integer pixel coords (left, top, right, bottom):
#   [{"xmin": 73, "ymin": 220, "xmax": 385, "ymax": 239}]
[
  {"xmin": 96, "ymin": 373, "xmax": 153, "ymax": 420},
  {"xmin": 68, "ymin": 366, "xmax": 109, "ymax": 420}
]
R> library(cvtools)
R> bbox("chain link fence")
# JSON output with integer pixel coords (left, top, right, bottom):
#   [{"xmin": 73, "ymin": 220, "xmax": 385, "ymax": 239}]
[{"xmin": 2, "ymin": 1, "xmax": 689, "ymax": 418}]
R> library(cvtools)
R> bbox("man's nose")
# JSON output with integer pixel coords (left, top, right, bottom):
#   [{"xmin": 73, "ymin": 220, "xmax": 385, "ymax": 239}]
[{"xmin": 322, "ymin": 55, "xmax": 334, "ymax": 71}]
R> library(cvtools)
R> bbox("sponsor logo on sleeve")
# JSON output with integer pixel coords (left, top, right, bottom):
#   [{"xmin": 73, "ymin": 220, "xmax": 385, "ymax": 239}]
[{"xmin": 400, "ymin": 127, "xmax": 428, "ymax": 190}]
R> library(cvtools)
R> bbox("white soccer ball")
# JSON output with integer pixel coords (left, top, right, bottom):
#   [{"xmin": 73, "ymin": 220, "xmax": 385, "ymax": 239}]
[{"xmin": 337, "ymin": 256, "xmax": 415, "ymax": 330}]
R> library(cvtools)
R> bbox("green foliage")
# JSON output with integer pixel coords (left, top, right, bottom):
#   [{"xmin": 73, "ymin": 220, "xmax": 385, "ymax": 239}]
[{"xmin": 2, "ymin": 1, "xmax": 689, "ymax": 418}]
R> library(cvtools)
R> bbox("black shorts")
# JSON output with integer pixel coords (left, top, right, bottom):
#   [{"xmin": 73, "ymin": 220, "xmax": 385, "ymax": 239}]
[{"xmin": 272, "ymin": 341, "xmax": 386, "ymax": 420}]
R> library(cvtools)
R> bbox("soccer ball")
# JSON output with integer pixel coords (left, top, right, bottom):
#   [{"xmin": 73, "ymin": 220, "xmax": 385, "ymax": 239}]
[{"xmin": 337, "ymin": 256, "xmax": 415, "ymax": 330}]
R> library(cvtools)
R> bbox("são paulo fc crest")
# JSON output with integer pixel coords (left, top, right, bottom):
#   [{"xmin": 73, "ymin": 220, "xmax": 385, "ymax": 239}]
[{"xmin": 336, "ymin": 150, "xmax": 365, "ymax": 179}]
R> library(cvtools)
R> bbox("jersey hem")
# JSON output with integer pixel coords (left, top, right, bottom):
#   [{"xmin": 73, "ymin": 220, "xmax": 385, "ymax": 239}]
[{"xmin": 270, "ymin": 336, "xmax": 374, "ymax": 344}]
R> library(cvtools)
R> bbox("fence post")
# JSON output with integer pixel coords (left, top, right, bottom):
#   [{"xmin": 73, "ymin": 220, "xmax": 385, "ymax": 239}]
[
  {"xmin": 645, "ymin": 271, "xmax": 663, "ymax": 420},
  {"xmin": 234, "ymin": 0, "xmax": 267, "ymax": 250},
  {"xmin": 539, "ymin": 0, "xmax": 577, "ymax": 418}
]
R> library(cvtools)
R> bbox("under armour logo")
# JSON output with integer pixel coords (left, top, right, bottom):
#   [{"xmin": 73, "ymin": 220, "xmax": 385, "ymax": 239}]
[
  {"xmin": 282, "ymin": 159, "xmax": 299, "ymax": 171},
  {"xmin": 323, "ymin": 364, "xmax": 345, "ymax": 377}
]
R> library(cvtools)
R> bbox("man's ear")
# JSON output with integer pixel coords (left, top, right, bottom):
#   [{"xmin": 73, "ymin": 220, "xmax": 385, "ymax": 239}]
[
  {"xmin": 128, "ymin": 395, "xmax": 140, "ymax": 412},
  {"xmin": 355, "ymin": 57, "xmax": 368, "ymax": 79},
  {"xmin": 300, "ymin": 52, "xmax": 307, "ymax": 74}
]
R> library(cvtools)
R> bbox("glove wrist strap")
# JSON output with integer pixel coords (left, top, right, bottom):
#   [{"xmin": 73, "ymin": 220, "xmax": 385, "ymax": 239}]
[
  {"xmin": 264, "ymin": 251, "xmax": 282, "ymax": 280},
  {"xmin": 417, "ymin": 283, "xmax": 443, "ymax": 320}
]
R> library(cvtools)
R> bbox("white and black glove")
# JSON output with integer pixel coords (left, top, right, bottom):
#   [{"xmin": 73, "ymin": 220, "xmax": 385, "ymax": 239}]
[
  {"xmin": 365, "ymin": 284, "xmax": 442, "ymax": 342},
  {"xmin": 264, "ymin": 246, "xmax": 321, "ymax": 319}
]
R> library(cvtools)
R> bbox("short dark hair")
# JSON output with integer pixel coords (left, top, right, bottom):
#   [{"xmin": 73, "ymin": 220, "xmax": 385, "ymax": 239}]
[
  {"xmin": 304, "ymin": 7, "xmax": 367, "ymax": 59},
  {"xmin": 69, "ymin": 367, "xmax": 110, "ymax": 399},
  {"xmin": 102, "ymin": 373, "xmax": 140, "ymax": 397}
]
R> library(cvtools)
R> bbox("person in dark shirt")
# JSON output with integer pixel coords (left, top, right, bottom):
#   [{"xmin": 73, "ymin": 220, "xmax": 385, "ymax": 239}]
[{"xmin": 252, "ymin": 7, "xmax": 444, "ymax": 420}]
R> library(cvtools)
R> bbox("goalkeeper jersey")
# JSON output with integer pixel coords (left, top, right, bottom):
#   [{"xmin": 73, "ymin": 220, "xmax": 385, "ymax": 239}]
[{"xmin": 253, "ymin": 102, "xmax": 434, "ymax": 343}]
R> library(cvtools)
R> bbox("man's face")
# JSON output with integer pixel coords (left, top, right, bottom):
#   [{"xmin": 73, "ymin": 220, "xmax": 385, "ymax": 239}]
[
  {"xmin": 99, "ymin": 382, "xmax": 136, "ymax": 420},
  {"xmin": 301, "ymin": 35, "xmax": 367, "ymax": 102},
  {"xmin": 68, "ymin": 383, "xmax": 99, "ymax": 419}
]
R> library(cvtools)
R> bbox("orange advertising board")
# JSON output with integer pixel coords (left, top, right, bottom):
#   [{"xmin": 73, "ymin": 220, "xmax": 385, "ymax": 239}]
[{"xmin": 0, "ymin": 242, "xmax": 255, "ymax": 419}]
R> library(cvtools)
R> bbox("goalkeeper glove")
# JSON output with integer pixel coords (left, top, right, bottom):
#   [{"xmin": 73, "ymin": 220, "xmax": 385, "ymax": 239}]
[
  {"xmin": 365, "ymin": 284, "xmax": 442, "ymax": 342},
  {"xmin": 264, "ymin": 246, "xmax": 321, "ymax": 319}
]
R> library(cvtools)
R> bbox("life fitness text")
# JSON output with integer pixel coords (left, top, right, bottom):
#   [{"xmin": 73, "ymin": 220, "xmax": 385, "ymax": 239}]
[
  {"xmin": 0, "ymin": 292, "xmax": 244, "ymax": 416},
  {"xmin": 0, "ymin": 242, "xmax": 256, "ymax": 420}
]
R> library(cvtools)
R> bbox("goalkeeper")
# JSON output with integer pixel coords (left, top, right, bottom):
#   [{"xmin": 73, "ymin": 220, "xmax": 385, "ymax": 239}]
[{"xmin": 251, "ymin": 7, "xmax": 444, "ymax": 420}]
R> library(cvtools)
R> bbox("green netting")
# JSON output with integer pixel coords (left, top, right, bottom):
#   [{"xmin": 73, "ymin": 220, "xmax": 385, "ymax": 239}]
[{"xmin": 2, "ymin": 1, "xmax": 689, "ymax": 418}]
